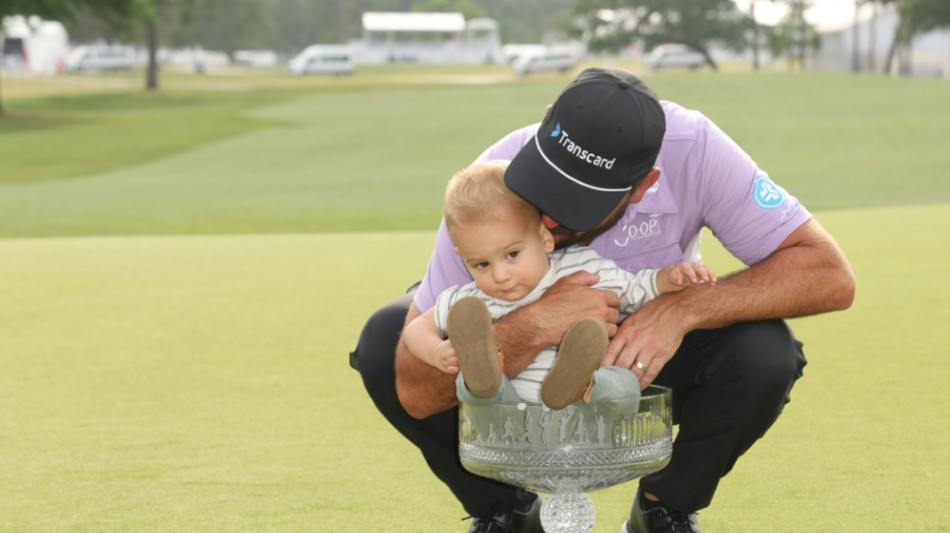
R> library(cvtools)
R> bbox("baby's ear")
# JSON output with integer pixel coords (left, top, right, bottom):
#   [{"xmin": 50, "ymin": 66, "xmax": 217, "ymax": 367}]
[
  {"xmin": 454, "ymin": 246, "xmax": 461, "ymax": 256},
  {"xmin": 540, "ymin": 225, "xmax": 555, "ymax": 253}
]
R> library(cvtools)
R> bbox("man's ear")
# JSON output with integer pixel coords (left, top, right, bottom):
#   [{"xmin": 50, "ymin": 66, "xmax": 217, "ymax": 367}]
[
  {"xmin": 540, "ymin": 214, "xmax": 560, "ymax": 229},
  {"xmin": 631, "ymin": 168, "xmax": 661, "ymax": 203}
]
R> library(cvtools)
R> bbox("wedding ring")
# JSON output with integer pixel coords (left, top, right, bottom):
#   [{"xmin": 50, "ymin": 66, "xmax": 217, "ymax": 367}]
[{"xmin": 635, "ymin": 361, "xmax": 648, "ymax": 371}]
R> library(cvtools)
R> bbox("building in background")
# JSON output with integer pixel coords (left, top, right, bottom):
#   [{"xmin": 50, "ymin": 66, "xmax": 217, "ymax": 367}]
[
  {"xmin": 351, "ymin": 12, "xmax": 504, "ymax": 65},
  {"xmin": 810, "ymin": 6, "xmax": 950, "ymax": 78},
  {"xmin": 1, "ymin": 15, "xmax": 69, "ymax": 75}
]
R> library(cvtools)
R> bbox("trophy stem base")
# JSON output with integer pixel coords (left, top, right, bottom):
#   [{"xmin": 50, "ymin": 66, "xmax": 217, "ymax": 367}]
[{"xmin": 540, "ymin": 493, "xmax": 595, "ymax": 533}]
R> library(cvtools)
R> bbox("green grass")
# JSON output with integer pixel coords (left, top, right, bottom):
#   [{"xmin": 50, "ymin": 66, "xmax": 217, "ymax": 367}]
[
  {"xmin": 0, "ymin": 205, "xmax": 947, "ymax": 532},
  {"xmin": 0, "ymin": 67, "xmax": 948, "ymax": 531},
  {"xmin": 0, "ymin": 232, "xmax": 435, "ymax": 532},
  {"xmin": 1, "ymin": 69, "xmax": 948, "ymax": 237},
  {"xmin": 0, "ymin": 89, "xmax": 306, "ymax": 185}
]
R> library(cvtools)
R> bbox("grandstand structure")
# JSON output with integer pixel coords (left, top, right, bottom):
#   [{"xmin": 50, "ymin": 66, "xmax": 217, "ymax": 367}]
[{"xmin": 351, "ymin": 12, "xmax": 504, "ymax": 65}]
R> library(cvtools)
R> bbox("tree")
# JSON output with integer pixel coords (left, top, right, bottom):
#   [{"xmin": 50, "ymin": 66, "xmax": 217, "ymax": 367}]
[
  {"xmin": 900, "ymin": 0, "xmax": 950, "ymax": 33},
  {"xmin": 852, "ymin": 0, "xmax": 897, "ymax": 74},
  {"xmin": 0, "ymin": 0, "xmax": 140, "ymax": 115},
  {"xmin": 852, "ymin": 0, "xmax": 863, "ymax": 72},
  {"xmin": 476, "ymin": 0, "xmax": 573, "ymax": 43},
  {"xmin": 750, "ymin": 0, "xmax": 761, "ymax": 71},
  {"xmin": 566, "ymin": 0, "xmax": 752, "ymax": 71},
  {"xmin": 742, "ymin": 0, "xmax": 784, "ymax": 73},
  {"xmin": 1, "ymin": 0, "xmax": 198, "ymax": 100},
  {"xmin": 118, "ymin": 0, "xmax": 201, "ymax": 90},
  {"xmin": 760, "ymin": 0, "xmax": 818, "ymax": 72},
  {"xmin": 884, "ymin": 0, "xmax": 950, "ymax": 75},
  {"xmin": 167, "ymin": 0, "xmax": 272, "ymax": 62},
  {"xmin": 866, "ymin": 0, "xmax": 881, "ymax": 71}
]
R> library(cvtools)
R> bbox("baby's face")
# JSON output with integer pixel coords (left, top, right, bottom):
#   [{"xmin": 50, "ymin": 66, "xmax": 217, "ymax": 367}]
[{"xmin": 453, "ymin": 212, "xmax": 554, "ymax": 302}]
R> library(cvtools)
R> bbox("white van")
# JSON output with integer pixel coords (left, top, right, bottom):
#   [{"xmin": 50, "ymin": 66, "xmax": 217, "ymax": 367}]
[
  {"xmin": 511, "ymin": 49, "xmax": 578, "ymax": 76},
  {"xmin": 288, "ymin": 45, "xmax": 354, "ymax": 76},
  {"xmin": 65, "ymin": 45, "xmax": 134, "ymax": 72},
  {"xmin": 645, "ymin": 44, "xmax": 706, "ymax": 71}
]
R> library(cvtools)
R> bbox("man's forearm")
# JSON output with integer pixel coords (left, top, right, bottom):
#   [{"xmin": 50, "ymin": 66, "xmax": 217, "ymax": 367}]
[
  {"xmin": 491, "ymin": 305, "xmax": 551, "ymax": 376},
  {"xmin": 677, "ymin": 218, "xmax": 855, "ymax": 331},
  {"xmin": 605, "ymin": 218, "xmax": 855, "ymax": 380},
  {"xmin": 395, "ymin": 337, "xmax": 459, "ymax": 419},
  {"xmin": 395, "ymin": 303, "xmax": 458, "ymax": 418}
]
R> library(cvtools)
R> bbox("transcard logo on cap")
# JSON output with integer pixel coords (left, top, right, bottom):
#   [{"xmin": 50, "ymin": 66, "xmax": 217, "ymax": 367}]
[{"xmin": 549, "ymin": 122, "xmax": 616, "ymax": 170}]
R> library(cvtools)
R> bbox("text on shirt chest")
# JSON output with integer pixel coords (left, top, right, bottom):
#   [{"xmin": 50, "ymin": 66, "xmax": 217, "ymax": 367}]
[{"xmin": 613, "ymin": 214, "xmax": 663, "ymax": 247}]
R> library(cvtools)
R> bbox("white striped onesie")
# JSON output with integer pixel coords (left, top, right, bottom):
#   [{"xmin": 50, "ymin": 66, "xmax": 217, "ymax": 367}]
[{"xmin": 432, "ymin": 246, "xmax": 660, "ymax": 402}]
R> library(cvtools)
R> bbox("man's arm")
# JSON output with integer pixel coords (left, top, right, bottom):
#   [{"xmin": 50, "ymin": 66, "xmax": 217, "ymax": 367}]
[
  {"xmin": 396, "ymin": 271, "xmax": 623, "ymax": 419},
  {"xmin": 395, "ymin": 303, "xmax": 459, "ymax": 419},
  {"xmin": 603, "ymin": 218, "xmax": 855, "ymax": 386}
]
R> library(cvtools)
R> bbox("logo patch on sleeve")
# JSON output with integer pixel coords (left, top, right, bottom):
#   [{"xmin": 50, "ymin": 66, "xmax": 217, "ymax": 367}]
[{"xmin": 753, "ymin": 175, "xmax": 785, "ymax": 209}]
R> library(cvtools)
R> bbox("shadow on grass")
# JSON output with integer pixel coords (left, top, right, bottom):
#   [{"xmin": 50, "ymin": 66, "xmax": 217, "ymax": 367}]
[
  {"xmin": 0, "ymin": 89, "xmax": 303, "ymax": 185},
  {"xmin": 0, "ymin": 109, "xmax": 88, "ymax": 132}
]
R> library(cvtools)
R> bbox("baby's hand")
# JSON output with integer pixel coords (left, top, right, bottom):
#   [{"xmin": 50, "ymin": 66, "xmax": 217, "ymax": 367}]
[
  {"xmin": 667, "ymin": 262, "xmax": 717, "ymax": 288},
  {"xmin": 434, "ymin": 339, "xmax": 459, "ymax": 374}
]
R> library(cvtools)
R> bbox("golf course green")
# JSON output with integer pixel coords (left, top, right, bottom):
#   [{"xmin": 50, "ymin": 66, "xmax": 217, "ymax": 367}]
[{"xmin": 1, "ymin": 64, "xmax": 947, "ymax": 531}]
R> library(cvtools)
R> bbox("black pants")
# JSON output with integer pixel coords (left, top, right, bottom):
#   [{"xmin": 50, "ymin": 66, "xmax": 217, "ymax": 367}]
[{"xmin": 350, "ymin": 289, "xmax": 806, "ymax": 515}]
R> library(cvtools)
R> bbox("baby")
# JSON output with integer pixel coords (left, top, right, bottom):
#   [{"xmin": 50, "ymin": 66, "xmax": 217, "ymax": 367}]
[{"xmin": 403, "ymin": 160, "xmax": 715, "ymax": 409}]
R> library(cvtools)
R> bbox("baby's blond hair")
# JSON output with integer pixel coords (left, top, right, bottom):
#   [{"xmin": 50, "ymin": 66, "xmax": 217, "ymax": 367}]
[{"xmin": 444, "ymin": 160, "xmax": 540, "ymax": 232}]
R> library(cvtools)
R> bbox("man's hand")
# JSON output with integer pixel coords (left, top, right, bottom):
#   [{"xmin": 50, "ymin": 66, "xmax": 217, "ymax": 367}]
[
  {"xmin": 531, "ymin": 270, "xmax": 622, "ymax": 339},
  {"xmin": 601, "ymin": 292, "xmax": 692, "ymax": 389}
]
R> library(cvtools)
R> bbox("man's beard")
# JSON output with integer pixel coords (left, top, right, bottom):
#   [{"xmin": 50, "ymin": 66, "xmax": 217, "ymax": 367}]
[
  {"xmin": 550, "ymin": 203, "xmax": 628, "ymax": 249},
  {"xmin": 549, "ymin": 192, "xmax": 633, "ymax": 249}
]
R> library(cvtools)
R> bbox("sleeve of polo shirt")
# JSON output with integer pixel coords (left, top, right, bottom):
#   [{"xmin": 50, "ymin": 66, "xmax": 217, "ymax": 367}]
[
  {"xmin": 472, "ymin": 123, "xmax": 541, "ymax": 164},
  {"xmin": 413, "ymin": 219, "xmax": 471, "ymax": 313},
  {"xmin": 694, "ymin": 116, "xmax": 812, "ymax": 266}
]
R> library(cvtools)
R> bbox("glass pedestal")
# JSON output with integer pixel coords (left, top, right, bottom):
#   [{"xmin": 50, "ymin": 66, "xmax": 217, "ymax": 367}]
[{"xmin": 459, "ymin": 385, "xmax": 673, "ymax": 533}]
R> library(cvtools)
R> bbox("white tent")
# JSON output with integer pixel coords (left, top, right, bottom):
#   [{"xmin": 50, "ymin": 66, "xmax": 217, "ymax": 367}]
[
  {"xmin": 362, "ymin": 12, "xmax": 466, "ymax": 33},
  {"xmin": 355, "ymin": 11, "xmax": 503, "ymax": 65},
  {"xmin": 2, "ymin": 15, "xmax": 69, "ymax": 74}
]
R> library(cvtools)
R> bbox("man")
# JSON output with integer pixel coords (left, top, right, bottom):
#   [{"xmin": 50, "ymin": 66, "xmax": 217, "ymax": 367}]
[{"xmin": 350, "ymin": 67, "xmax": 855, "ymax": 532}]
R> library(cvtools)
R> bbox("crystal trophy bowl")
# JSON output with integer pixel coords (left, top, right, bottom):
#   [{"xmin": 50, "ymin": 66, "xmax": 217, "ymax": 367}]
[{"xmin": 459, "ymin": 385, "xmax": 673, "ymax": 533}]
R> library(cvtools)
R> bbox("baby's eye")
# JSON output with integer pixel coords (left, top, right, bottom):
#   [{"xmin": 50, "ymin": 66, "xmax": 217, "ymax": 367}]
[
  {"xmin": 473, "ymin": 262, "xmax": 489, "ymax": 269},
  {"xmin": 506, "ymin": 250, "xmax": 520, "ymax": 260}
]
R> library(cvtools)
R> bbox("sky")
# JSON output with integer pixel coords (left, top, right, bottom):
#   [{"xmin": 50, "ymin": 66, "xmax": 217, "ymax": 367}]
[{"xmin": 732, "ymin": 0, "xmax": 864, "ymax": 31}]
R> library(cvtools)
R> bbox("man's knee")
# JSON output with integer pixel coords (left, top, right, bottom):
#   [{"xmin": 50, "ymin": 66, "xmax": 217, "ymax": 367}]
[
  {"xmin": 350, "ymin": 292, "xmax": 413, "ymax": 382},
  {"xmin": 723, "ymin": 320, "xmax": 806, "ymax": 402}
]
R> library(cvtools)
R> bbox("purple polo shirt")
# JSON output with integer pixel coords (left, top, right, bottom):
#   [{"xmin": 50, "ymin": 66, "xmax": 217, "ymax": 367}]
[{"xmin": 413, "ymin": 101, "xmax": 812, "ymax": 312}]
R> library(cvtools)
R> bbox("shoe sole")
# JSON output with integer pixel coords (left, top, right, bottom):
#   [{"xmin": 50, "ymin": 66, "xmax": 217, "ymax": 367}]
[
  {"xmin": 540, "ymin": 317, "xmax": 608, "ymax": 409},
  {"xmin": 447, "ymin": 296, "xmax": 501, "ymax": 398}
]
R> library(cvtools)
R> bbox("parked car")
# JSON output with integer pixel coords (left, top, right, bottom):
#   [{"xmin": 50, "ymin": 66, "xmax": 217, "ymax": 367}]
[
  {"xmin": 512, "ymin": 49, "xmax": 578, "ymax": 76},
  {"xmin": 645, "ymin": 44, "xmax": 706, "ymax": 71},
  {"xmin": 288, "ymin": 45, "xmax": 354, "ymax": 76},
  {"xmin": 65, "ymin": 45, "xmax": 134, "ymax": 72}
]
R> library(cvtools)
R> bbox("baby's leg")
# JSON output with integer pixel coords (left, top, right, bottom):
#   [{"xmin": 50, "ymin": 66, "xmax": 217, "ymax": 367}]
[
  {"xmin": 540, "ymin": 317, "xmax": 607, "ymax": 409},
  {"xmin": 448, "ymin": 296, "xmax": 503, "ymax": 399},
  {"xmin": 588, "ymin": 366, "xmax": 641, "ymax": 405}
]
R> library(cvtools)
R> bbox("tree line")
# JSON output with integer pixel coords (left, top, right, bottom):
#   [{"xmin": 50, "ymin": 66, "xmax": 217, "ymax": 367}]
[{"xmin": 1, "ymin": 0, "xmax": 948, "ymax": 99}]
